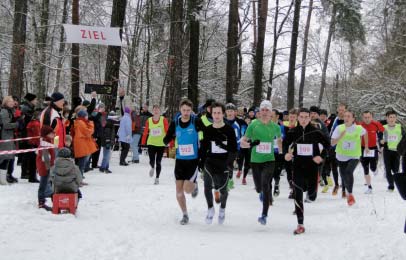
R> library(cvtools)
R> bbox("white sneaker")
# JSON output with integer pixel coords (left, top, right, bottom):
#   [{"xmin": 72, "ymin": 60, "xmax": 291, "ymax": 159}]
[
  {"xmin": 154, "ymin": 178, "xmax": 159, "ymax": 185},
  {"xmin": 149, "ymin": 168, "xmax": 154, "ymax": 177},
  {"xmin": 364, "ymin": 187, "xmax": 372, "ymax": 194},
  {"xmin": 205, "ymin": 207, "xmax": 215, "ymax": 224},
  {"xmin": 218, "ymin": 208, "xmax": 225, "ymax": 225}
]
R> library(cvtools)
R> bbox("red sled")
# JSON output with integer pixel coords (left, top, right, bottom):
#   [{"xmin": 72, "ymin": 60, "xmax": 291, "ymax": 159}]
[{"xmin": 52, "ymin": 193, "xmax": 78, "ymax": 215}]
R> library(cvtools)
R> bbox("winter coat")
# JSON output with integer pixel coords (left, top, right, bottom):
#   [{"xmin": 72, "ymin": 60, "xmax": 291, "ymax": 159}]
[
  {"xmin": 51, "ymin": 158, "xmax": 82, "ymax": 193},
  {"xmin": 118, "ymin": 113, "xmax": 132, "ymax": 143},
  {"xmin": 100, "ymin": 116, "xmax": 117, "ymax": 149},
  {"xmin": 0, "ymin": 107, "xmax": 17, "ymax": 161},
  {"xmin": 90, "ymin": 111, "xmax": 104, "ymax": 139},
  {"xmin": 36, "ymin": 139, "xmax": 56, "ymax": 176},
  {"xmin": 131, "ymin": 111, "xmax": 143, "ymax": 135},
  {"xmin": 73, "ymin": 118, "xmax": 98, "ymax": 158},
  {"xmin": 26, "ymin": 119, "xmax": 40, "ymax": 147},
  {"xmin": 40, "ymin": 104, "xmax": 66, "ymax": 148}
]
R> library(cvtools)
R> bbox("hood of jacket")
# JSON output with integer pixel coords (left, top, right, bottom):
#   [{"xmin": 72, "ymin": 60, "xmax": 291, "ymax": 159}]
[{"xmin": 53, "ymin": 158, "xmax": 76, "ymax": 176}]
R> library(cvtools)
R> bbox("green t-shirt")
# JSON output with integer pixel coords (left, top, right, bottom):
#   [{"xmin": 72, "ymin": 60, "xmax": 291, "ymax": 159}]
[{"xmin": 245, "ymin": 119, "xmax": 281, "ymax": 163}]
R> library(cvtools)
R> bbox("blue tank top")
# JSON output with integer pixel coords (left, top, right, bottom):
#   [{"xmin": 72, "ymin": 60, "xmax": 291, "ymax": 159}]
[{"xmin": 175, "ymin": 115, "xmax": 199, "ymax": 160}]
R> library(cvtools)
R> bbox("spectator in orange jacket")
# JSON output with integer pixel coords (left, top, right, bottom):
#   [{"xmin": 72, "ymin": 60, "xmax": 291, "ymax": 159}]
[{"xmin": 73, "ymin": 110, "xmax": 98, "ymax": 178}]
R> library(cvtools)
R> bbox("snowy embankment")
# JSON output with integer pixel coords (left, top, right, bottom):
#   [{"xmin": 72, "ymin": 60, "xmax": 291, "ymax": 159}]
[{"xmin": 0, "ymin": 152, "xmax": 405, "ymax": 260}]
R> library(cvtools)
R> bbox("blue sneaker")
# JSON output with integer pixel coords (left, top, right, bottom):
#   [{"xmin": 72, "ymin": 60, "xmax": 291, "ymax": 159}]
[
  {"xmin": 259, "ymin": 192, "xmax": 264, "ymax": 202},
  {"xmin": 258, "ymin": 215, "xmax": 267, "ymax": 225}
]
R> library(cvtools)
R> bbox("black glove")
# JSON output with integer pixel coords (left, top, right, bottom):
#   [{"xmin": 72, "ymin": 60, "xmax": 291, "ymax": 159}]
[{"xmin": 249, "ymin": 140, "xmax": 260, "ymax": 147}]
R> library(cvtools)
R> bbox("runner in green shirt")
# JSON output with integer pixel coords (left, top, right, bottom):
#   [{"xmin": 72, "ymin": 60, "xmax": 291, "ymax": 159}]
[{"xmin": 241, "ymin": 100, "xmax": 282, "ymax": 225}]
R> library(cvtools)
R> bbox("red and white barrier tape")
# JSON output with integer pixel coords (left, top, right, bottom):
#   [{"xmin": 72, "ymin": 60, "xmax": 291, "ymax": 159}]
[
  {"xmin": 0, "ymin": 146, "xmax": 55, "ymax": 155},
  {"xmin": 0, "ymin": 136, "xmax": 40, "ymax": 143}
]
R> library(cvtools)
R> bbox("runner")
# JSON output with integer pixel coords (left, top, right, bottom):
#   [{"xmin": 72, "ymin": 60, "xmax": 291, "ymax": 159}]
[
  {"xmin": 331, "ymin": 110, "xmax": 368, "ymax": 206},
  {"xmin": 224, "ymin": 103, "xmax": 247, "ymax": 189},
  {"xmin": 327, "ymin": 104, "xmax": 347, "ymax": 197},
  {"xmin": 283, "ymin": 108, "xmax": 298, "ymax": 199},
  {"xmin": 240, "ymin": 116, "xmax": 253, "ymax": 185},
  {"xmin": 358, "ymin": 111, "xmax": 385, "ymax": 193},
  {"xmin": 381, "ymin": 110, "xmax": 405, "ymax": 191},
  {"xmin": 241, "ymin": 100, "xmax": 282, "ymax": 225},
  {"xmin": 199, "ymin": 102, "xmax": 237, "ymax": 224},
  {"xmin": 271, "ymin": 109, "xmax": 285, "ymax": 198},
  {"xmin": 284, "ymin": 108, "xmax": 330, "ymax": 234},
  {"xmin": 141, "ymin": 105, "xmax": 169, "ymax": 185},
  {"xmin": 163, "ymin": 99, "xmax": 205, "ymax": 225}
]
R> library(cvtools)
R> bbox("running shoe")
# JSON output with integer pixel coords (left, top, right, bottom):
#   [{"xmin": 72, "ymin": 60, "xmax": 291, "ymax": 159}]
[
  {"xmin": 149, "ymin": 168, "xmax": 155, "ymax": 177},
  {"xmin": 321, "ymin": 185, "xmax": 329, "ymax": 193},
  {"xmin": 293, "ymin": 225, "xmax": 305, "ymax": 235},
  {"xmin": 327, "ymin": 176, "xmax": 333, "ymax": 187},
  {"xmin": 273, "ymin": 185, "xmax": 280, "ymax": 197},
  {"xmin": 236, "ymin": 170, "xmax": 242, "ymax": 179},
  {"xmin": 180, "ymin": 214, "xmax": 189, "ymax": 225},
  {"xmin": 191, "ymin": 183, "xmax": 199, "ymax": 198},
  {"xmin": 205, "ymin": 207, "xmax": 215, "ymax": 224},
  {"xmin": 218, "ymin": 208, "xmax": 225, "ymax": 225},
  {"xmin": 342, "ymin": 190, "xmax": 347, "ymax": 198},
  {"xmin": 347, "ymin": 194, "xmax": 355, "ymax": 206},
  {"xmin": 154, "ymin": 178, "xmax": 159, "ymax": 185},
  {"xmin": 332, "ymin": 185, "xmax": 339, "ymax": 196},
  {"xmin": 258, "ymin": 215, "xmax": 267, "ymax": 225},
  {"xmin": 242, "ymin": 178, "xmax": 247, "ymax": 185}
]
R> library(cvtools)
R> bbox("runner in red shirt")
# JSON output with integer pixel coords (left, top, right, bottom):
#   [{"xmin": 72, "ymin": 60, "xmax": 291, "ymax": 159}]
[{"xmin": 358, "ymin": 111, "xmax": 385, "ymax": 193}]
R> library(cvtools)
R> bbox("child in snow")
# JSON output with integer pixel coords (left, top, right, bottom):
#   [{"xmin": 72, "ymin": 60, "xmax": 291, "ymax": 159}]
[
  {"xmin": 51, "ymin": 147, "xmax": 83, "ymax": 199},
  {"xmin": 36, "ymin": 125, "xmax": 56, "ymax": 211}
]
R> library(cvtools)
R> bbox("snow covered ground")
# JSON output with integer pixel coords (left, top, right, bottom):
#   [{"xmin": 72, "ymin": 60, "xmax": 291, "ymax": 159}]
[{"xmin": 1, "ymin": 152, "xmax": 405, "ymax": 260}]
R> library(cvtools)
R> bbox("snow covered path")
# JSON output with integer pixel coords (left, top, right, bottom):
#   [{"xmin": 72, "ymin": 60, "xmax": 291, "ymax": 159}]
[{"xmin": 1, "ymin": 153, "xmax": 405, "ymax": 260}]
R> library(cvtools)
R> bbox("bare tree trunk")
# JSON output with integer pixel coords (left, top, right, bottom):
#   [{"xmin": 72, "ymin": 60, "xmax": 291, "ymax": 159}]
[
  {"xmin": 225, "ymin": 0, "xmax": 239, "ymax": 103},
  {"xmin": 146, "ymin": 0, "xmax": 153, "ymax": 106},
  {"xmin": 187, "ymin": 0, "xmax": 201, "ymax": 111},
  {"xmin": 8, "ymin": 0, "xmax": 28, "ymax": 98},
  {"xmin": 267, "ymin": 0, "xmax": 293, "ymax": 99},
  {"xmin": 318, "ymin": 3, "xmax": 337, "ymax": 107},
  {"xmin": 298, "ymin": 0, "xmax": 313, "ymax": 108},
  {"xmin": 34, "ymin": 0, "xmax": 50, "ymax": 101},
  {"xmin": 252, "ymin": 0, "xmax": 257, "ymax": 47},
  {"xmin": 253, "ymin": 0, "xmax": 268, "ymax": 107},
  {"xmin": 71, "ymin": 0, "xmax": 80, "ymax": 103},
  {"xmin": 286, "ymin": 0, "xmax": 301, "ymax": 110},
  {"xmin": 167, "ymin": 0, "xmax": 184, "ymax": 117},
  {"xmin": 54, "ymin": 0, "xmax": 69, "ymax": 93},
  {"xmin": 103, "ymin": 0, "xmax": 127, "ymax": 111}
]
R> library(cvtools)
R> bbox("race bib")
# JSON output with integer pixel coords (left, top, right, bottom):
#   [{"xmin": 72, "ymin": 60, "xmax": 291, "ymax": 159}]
[
  {"xmin": 256, "ymin": 142, "xmax": 271, "ymax": 154},
  {"xmin": 179, "ymin": 144, "xmax": 194, "ymax": 156},
  {"xmin": 297, "ymin": 144, "xmax": 313, "ymax": 156},
  {"xmin": 211, "ymin": 141, "xmax": 227, "ymax": 154},
  {"xmin": 151, "ymin": 128, "xmax": 162, "ymax": 137},
  {"xmin": 388, "ymin": 134, "xmax": 399, "ymax": 142},
  {"xmin": 363, "ymin": 149, "xmax": 375, "ymax": 158},
  {"xmin": 342, "ymin": 141, "xmax": 355, "ymax": 151}
]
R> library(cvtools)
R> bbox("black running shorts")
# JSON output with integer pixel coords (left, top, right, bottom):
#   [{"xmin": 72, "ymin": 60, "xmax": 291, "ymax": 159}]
[{"xmin": 174, "ymin": 159, "xmax": 199, "ymax": 181}]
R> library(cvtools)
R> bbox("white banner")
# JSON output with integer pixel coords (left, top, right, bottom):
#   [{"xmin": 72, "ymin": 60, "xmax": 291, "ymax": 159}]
[{"xmin": 63, "ymin": 24, "xmax": 122, "ymax": 46}]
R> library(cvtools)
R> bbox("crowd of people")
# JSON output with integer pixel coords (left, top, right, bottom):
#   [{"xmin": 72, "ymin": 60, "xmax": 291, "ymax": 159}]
[{"xmin": 1, "ymin": 91, "xmax": 405, "ymax": 235}]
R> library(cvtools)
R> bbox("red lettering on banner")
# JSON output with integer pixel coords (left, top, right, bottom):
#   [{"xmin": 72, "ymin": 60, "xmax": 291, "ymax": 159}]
[
  {"xmin": 88, "ymin": 30, "xmax": 92, "ymax": 39},
  {"xmin": 93, "ymin": 31, "xmax": 99, "ymax": 39},
  {"xmin": 81, "ymin": 29, "xmax": 86, "ymax": 38},
  {"xmin": 101, "ymin": 32, "xmax": 106, "ymax": 40},
  {"xmin": 80, "ymin": 29, "xmax": 107, "ymax": 41}
]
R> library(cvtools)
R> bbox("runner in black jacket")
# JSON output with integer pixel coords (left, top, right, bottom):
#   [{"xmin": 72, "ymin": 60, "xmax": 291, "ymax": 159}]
[{"xmin": 283, "ymin": 108, "xmax": 331, "ymax": 235}]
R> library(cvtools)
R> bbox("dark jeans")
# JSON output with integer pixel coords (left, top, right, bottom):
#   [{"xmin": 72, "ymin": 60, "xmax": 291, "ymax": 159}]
[
  {"xmin": 91, "ymin": 139, "xmax": 101, "ymax": 168},
  {"xmin": 252, "ymin": 161, "xmax": 275, "ymax": 217},
  {"xmin": 120, "ymin": 142, "xmax": 130, "ymax": 164},
  {"xmin": 293, "ymin": 161, "xmax": 319, "ymax": 225},
  {"xmin": 148, "ymin": 145, "xmax": 165, "ymax": 178},
  {"xmin": 203, "ymin": 158, "xmax": 229, "ymax": 209},
  {"xmin": 360, "ymin": 147, "xmax": 378, "ymax": 175},
  {"xmin": 77, "ymin": 155, "xmax": 90, "ymax": 176},
  {"xmin": 38, "ymin": 171, "xmax": 53, "ymax": 203},
  {"xmin": 384, "ymin": 150, "xmax": 400, "ymax": 189},
  {"xmin": 337, "ymin": 159, "xmax": 359, "ymax": 194},
  {"xmin": 21, "ymin": 152, "xmax": 37, "ymax": 181}
]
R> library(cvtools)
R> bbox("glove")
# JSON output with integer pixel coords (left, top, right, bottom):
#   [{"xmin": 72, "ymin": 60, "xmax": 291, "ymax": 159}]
[
  {"xmin": 198, "ymin": 159, "xmax": 205, "ymax": 172},
  {"xmin": 249, "ymin": 140, "xmax": 260, "ymax": 147}
]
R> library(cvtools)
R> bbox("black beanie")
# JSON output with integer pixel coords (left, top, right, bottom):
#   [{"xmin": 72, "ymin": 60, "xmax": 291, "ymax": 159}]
[
  {"xmin": 51, "ymin": 92, "xmax": 64, "ymax": 102},
  {"xmin": 57, "ymin": 148, "xmax": 71, "ymax": 158},
  {"xmin": 309, "ymin": 106, "xmax": 321, "ymax": 115},
  {"xmin": 24, "ymin": 93, "xmax": 37, "ymax": 102}
]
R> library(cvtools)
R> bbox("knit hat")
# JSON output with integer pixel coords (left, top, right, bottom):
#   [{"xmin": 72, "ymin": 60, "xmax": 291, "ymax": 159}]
[
  {"xmin": 40, "ymin": 125, "xmax": 54, "ymax": 137},
  {"xmin": 51, "ymin": 92, "xmax": 64, "ymax": 102},
  {"xmin": 259, "ymin": 100, "xmax": 272, "ymax": 111},
  {"xmin": 124, "ymin": 106, "xmax": 131, "ymax": 114},
  {"xmin": 44, "ymin": 96, "xmax": 53, "ymax": 102},
  {"xmin": 225, "ymin": 103, "xmax": 236, "ymax": 111},
  {"xmin": 24, "ymin": 93, "xmax": 37, "ymax": 102},
  {"xmin": 77, "ymin": 110, "xmax": 88, "ymax": 118},
  {"xmin": 57, "ymin": 148, "xmax": 71, "ymax": 158},
  {"xmin": 309, "ymin": 106, "xmax": 320, "ymax": 115},
  {"xmin": 248, "ymin": 106, "xmax": 256, "ymax": 113},
  {"xmin": 82, "ymin": 100, "xmax": 91, "ymax": 107}
]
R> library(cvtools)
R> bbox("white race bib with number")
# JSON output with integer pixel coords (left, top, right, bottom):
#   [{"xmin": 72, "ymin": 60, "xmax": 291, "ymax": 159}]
[
  {"xmin": 297, "ymin": 144, "xmax": 313, "ymax": 156},
  {"xmin": 211, "ymin": 141, "xmax": 227, "ymax": 154},
  {"xmin": 388, "ymin": 134, "xmax": 399, "ymax": 142},
  {"xmin": 363, "ymin": 149, "xmax": 375, "ymax": 158},
  {"xmin": 179, "ymin": 144, "xmax": 194, "ymax": 156},
  {"xmin": 342, "ymin": 141, "xmax": 355, "ymax": 151},
  {"xmin": 151, "ymin": 128, "xmax": 162, "ymax": 137},
  {"xmin": 256, "ymin": 142, "xmax": 271, "ymax": 154}
]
